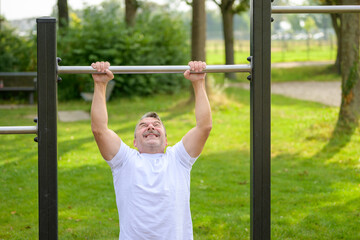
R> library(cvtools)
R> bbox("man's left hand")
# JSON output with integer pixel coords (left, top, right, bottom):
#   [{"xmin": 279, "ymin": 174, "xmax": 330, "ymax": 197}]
[{"xmin": 184, "ymin": 61, "xmax": 206, "ymax": 82}]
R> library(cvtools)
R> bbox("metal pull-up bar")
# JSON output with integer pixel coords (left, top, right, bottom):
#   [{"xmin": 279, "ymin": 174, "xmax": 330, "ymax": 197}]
[
  {"xmin": 0, "ymin": 126, "xmax": 37, "ymax": 134},
  {"xmin": 272, "ymin": 5, "xmax": 360, "ymax": 14},
  {"xmin": 57, "ymin": 64, "xmax": 252, "ymax": 74}
]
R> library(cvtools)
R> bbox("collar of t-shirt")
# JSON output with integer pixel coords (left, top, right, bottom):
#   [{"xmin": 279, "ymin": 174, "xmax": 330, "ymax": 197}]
[{"xmin": 139, "ymin": 153, "xmax": 164, "ymax": 159}]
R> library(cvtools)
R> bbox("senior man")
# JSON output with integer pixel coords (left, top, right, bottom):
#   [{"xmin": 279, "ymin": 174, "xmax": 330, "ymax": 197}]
[{"xmin": 90, "ymin": 61, "xmax": 212, "ymax": 240}]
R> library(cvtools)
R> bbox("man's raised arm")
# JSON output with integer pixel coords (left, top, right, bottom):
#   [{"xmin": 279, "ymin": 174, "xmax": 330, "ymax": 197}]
[
  {"xmin": 182, "ymin": 61, "xmax": 212, "ymax": 158},
  {"xmin": 91, "ymin": 61, "xmax": 121, "ymax": 161}
]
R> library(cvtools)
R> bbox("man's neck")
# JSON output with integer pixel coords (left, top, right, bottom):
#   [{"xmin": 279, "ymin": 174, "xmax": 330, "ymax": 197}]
[{"xmin": 138, "ymin": 146, "xmax": 165, "ymax": 154}]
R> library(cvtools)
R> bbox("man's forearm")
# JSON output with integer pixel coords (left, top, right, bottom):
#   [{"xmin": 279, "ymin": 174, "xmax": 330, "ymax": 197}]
[
  {"xmin": 91, "ymin": 82, "xmax": 109, "ymax": 133},
  {"xmin": 192, "ymin": 80, "xmax": 212, "ymax": 129}
]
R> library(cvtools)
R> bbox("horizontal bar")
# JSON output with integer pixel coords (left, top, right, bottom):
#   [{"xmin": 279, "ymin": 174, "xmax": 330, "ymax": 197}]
[
  {"xmin": 0, "ymin": 72, "xmax": 37, "ymax": 77},
  {"xmin": 272, "ymin": 5, "xmax": 360, "ymax": 14},
  {"xmin": 0, "ymin": 87, "xmax": 36, "ymax": 91},
  {"xmin": 0, "ymin": 126, "xmax": 37, "ymax": 134},
  {"xmin": 58, "ymin": 64, "xmax": 252, "ymax": 74}
]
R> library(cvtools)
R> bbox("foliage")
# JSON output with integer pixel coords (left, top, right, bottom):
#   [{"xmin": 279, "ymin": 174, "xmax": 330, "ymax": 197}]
[
  {"xmin": 303, "ymin": 16, "xmax": 317, "ymax": 33},
  {"xmin": 0, "ymin": 24, "xmax": 36, "ymax": 72},
  {"xmin": 57, "ymin": 1, "xmax": 190, "ymax": 100},
  {"xmin": 207, "ymin": 10, "xmax": 250, "ymax": 40}
]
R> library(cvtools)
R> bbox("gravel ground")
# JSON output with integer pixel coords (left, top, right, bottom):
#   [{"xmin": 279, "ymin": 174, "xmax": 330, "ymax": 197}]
[
  {"xmin": 228, "ymin": 60, "xmax": 341, "ymax": 107},
  {"xmin": 272, "ymin": 60, "xmax": 334, "ymax": 68},
  {"xmin": 231, "ymin": 81, "xmax": 341, "ymax": 107}
]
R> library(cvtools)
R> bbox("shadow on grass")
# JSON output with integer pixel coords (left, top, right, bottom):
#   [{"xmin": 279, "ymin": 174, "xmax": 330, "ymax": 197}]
[
  {"xmin": 163, "ymin": 97, "xmax": 194, "ymax": 121},
  {"xmin": 271, "ymin": 149, "xmax": 360, "ymax": 239},
  {"xmin": 190, "ymin": 149, "xmax": 251, "ymax": 239},
  {"xmin": 282, "ymin": 197, "xmax": 360, "ymax": 240},
  {"xmin": 312, "ymin": 119, "xmax": 358, "ymax": 161}
]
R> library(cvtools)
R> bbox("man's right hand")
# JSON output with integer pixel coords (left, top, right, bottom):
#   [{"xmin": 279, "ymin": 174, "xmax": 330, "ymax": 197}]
[{"xmin": 91, "ymin": 61, "xmax": 114, "ymax": 83}]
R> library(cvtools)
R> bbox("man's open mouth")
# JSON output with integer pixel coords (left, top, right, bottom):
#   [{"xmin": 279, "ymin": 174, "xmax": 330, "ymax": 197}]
[{"xmin": 143, "ymin": 130, "xmax": 160, "ymax": 138}]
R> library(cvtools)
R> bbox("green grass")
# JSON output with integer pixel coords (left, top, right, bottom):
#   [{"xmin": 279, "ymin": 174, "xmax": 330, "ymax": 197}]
[
  {"xmin": 208, "ymin": 64, "xmax": 341, "ymax": 87},
  {"xmin": 206, "ymin": 40, "xmax": 336, "ymax": 64},
  {"xmin": 271, "ymin": 64, "xmax": 341, "ymax": 82},
  {"xmin": 206, "ymin": 39, "xmax": 341, "ymax": 85},
  {"xmin": 1, "ymin": 83, "xmax": 359, "ymax": 239}
]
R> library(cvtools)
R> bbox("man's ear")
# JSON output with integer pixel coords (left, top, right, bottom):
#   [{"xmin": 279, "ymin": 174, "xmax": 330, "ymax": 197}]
[{"xmin": 133, "ymin": 139, "xmax": 137, "ymax": 148}]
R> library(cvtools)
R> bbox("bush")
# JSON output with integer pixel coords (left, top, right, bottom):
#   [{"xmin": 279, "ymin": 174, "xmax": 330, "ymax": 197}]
[
  {"xmin": 57, "ymin": 2, "xmax": 190, "ymax": 100},
  {"xmin": 0, "ymin": 24, "xmax": 36, "ymax": 72},
  {"xmin": 0, "ymin": 22, "xmax": 36, "ymax": 103}
]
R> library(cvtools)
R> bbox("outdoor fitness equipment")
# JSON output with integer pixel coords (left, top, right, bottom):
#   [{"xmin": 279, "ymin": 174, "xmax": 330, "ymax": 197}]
[
  {"xmin": 1, "ymin": 2, "xmax": 359, "ymax": 240},
  {"xmin": 57, "ymin": 64, "xmax": 252, "ymax": 74}
]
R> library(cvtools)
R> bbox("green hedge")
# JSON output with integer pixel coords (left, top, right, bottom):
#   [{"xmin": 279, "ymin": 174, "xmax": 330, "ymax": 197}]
[
  {"xmin": 57, "ymin": 2, "xmax": 190, "ymax": 100},
  {"xmin": 0, "ymin": 25, "xmax": 35, "ymax": 72}
]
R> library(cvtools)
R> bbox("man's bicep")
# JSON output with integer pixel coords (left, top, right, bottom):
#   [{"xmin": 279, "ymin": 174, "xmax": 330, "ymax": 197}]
[
  {"xmin": 182, "ymin": 126, "xmax": 211, "ymax": 158},
  {"xmin": 93, "ymin": 129, "xmax": 121, "ymax": 161}
]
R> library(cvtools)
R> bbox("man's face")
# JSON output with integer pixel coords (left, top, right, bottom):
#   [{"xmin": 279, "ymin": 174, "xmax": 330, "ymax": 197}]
[{"xmin": 133, "ymin": 117, "xmax": 167, "ymax": 153}]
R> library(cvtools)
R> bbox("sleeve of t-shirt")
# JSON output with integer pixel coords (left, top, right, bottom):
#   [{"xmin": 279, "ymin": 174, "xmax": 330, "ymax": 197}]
[
  {"xmin": 171, "ymin": 140, "xmax": 199, "ymax": 170},
  {"xmin": 106, "ymin": 140, "xmax": 134, "ymax": 170}
]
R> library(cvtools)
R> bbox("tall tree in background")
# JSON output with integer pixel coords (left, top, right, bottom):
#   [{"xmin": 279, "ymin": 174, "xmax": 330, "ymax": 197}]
[
  {"xmin": 191, "ymin": 0, "xmax": 206, "ymax": 62},
  {"xmin": 212, "ymin": 0, "xmax": 249, "ymax": 79},
  {"xmin": 337, "ymin": 0, "xmax": 360, "ymax": 127},
  {"xmin": 125, "ymin": 0, "xmax": 139, "ymax": 27},
  {"xmin": 186, "ymin": 0, "xmax": 207, "ymax": 100},
  {"xmin": 319, "ymin": 0, "xmax": 342, "ymax": 73},
  {"xmin": 58, "ymin": 0, "xmax": 69, "ymax": 29}
]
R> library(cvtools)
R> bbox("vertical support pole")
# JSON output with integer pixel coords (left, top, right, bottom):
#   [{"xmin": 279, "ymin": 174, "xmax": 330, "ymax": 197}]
[
  {"xmin": 249, "ymin": 0, "xmax": 271, "ymax": 239},
  {"xmin": 36, "ymin": 17, "xmax": 58, "ymax": 240}
]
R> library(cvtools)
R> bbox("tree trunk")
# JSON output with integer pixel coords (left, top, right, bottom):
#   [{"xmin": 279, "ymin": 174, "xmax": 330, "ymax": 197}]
[
  {"xmin": 337, "ymin": 0, "xmax": 360, "ymax": 127},
  {"xmin": 125, "ymin": 0, "xmax": 138, "ymax": 27},
  {"xmin": 58, "ymin": 0, "xmax": 69, "ymax": 29},
  {"xmin": 329, "ymin": 13, "xmax": 342, "ymax": 73},
  {"xmin": 221, "ymin": 1, "xmax": 236, "ymax": 79},
  {"xmin": 324, "ymin": 0, "xmax": 342, "ymax": 73},
  {"xmin": 191, "ymin": 0, "xmax": 206, "ymax": 62},
  {"xmin": 190, "ymin": 0, "xmax": 208, "ymax": 100}
]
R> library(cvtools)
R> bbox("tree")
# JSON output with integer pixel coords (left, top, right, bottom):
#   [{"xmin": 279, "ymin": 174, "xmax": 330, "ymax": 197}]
[
  {"xmin": 125, "ymin": 0, "xmax": 139, "ymax": 27},
  {"xmin": 212, "ymin": 0, "xmax": 249, "ymax": 79},
  {"xmin": 303, "ymin": 16, "xmax": 317, "ymax": 60},
  {"xmin": 337, "ymin": 0, "xmax": 360, "ymax": 127},
  {"xmin": 316, "ymin": 0, "xmax": 360, "ymax": 127},
  {"xmin": 186, "ymin": 0, "xmax": 208, "ymax": 99},
  {"xmin": 58, "ymin": 0, "xmax": 69, "ymax": 29},
  {"xmin": 318, "ymin": 0, "xmax": 342, "ymax": 73},
  {"xmin": 191, "ymin": 0, "xmax": 206, "ymax": 62}
]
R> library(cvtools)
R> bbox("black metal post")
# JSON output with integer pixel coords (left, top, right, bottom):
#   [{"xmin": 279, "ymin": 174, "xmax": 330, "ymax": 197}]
[
  {"xmin": 36, "ymin": 17, "xmax": 58, "ymax": 240},
  {"xmin": 249, "ymin": 0, "xmax": 271, "ymax": 239}
]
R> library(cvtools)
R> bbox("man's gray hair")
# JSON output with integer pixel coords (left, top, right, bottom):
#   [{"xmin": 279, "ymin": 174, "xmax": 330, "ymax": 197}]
[{"xmin": 134, "ymin": 112, "xmax": 166, "ymax": 138}]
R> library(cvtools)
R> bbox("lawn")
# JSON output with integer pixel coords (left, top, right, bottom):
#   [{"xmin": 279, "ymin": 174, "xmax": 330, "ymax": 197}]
[
  {"xmin": 206, "ymin": 39, "xmax": 337, "ymax": 64},
  {"xmin": 0, "ymin": 71, "xmax": 359, "ymax": 239}
]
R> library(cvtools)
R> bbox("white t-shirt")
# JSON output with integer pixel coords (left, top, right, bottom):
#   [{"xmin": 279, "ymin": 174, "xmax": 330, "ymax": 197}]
[{"xmin": 106, "ymin": 140, "xmax": 198, "ymax": 240}]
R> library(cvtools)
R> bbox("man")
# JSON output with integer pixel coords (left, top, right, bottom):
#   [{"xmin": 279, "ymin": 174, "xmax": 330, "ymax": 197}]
[{"xmin": 91, "ymin": 61, "xmax": 212, "ymax": 240}]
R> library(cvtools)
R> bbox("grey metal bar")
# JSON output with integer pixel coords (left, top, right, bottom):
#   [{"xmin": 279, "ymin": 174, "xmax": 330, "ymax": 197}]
[
  {"xmin": 250, "ymin": 0, "xmax": 271, "ymax": 239},
  {"xmin": 0, "ymin": 126, "xmax": 37, "ymax": 134},
  {"xmin": 272, "ymin": 5, "xmax": 360, "ymax": 14},
  {"xmin": 0, "ymin": 72, "xmax": 37, "ymax": 77},
  {"xmin": 0, "ymin": 87, "xmax": 35, "ymax": 91},
  {"xmin": 57, "ymin": 64, "xmax": 252, "ymax": 74},
  {"xmin": 37, "ymin": 17, "xmax": 58, "ymax": 240}
]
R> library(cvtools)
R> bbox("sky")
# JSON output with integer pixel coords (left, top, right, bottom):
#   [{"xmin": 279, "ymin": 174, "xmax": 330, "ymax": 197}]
[
  {"xmin": 1, "ymin": 0, "xmax": 98, "ymax": 20},
  {"xmin": 1, "ymin": 0, "xmax": 307, "ymax": 21},
  {"xmin": 0, "ymin": 0, "xmax": 195, "ymax": 20}
]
